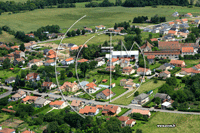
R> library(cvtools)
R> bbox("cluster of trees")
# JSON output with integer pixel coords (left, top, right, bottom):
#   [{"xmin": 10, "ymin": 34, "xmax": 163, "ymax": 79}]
[
  {"xmin": 150, "ymin": 15, "xmax": 166, "ymax": 24},
  {"xmin": 15, "ymin": 31, "xmax": 36, "ymax": 42},
  {"xmin": 179, "ymin": 54, "xmax": 200, "ymax": 60},
  {"xmin": 57, "ymin": 3, "xmax": 76, "ymax": 8},
  {"xmin": 0, "ymin": 47, "xmax": 14, "ymax": 57},
  {"xmin": 122, "ymin": 0, "xmax": 189, "ymax": 7},
  {"xmin": 185, "ymin": 26, "xmax": 200, "ymax": 43},
  {"xmin": 114, "ymin": 21, "xmax": 130, "ymax": 30},
  {"xmin": 79, "ymin": 61, "xmax": 98, "ymax": 78},
  {"xmin": 67, "ymin": 29, "xmax": 85, "ymax": 37},
  {"xmin": 130, "ymin": 113, "xmax": 148, "ymax": 121},
  {"xmin": 85, "ymin": 0, "xmax": 114, "ymax": 7},
  {"xmin": 133, "ymin": 16, "xmax": 148, "ymax": 23},
  {"xmin": 0, "ymin": 0, "xmax": 89, "ymax": 14}
]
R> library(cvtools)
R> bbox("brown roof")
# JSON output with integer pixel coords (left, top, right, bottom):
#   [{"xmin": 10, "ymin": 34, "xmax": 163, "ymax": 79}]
[
  {"xmin": 161, "ymin": 70, "xmax": 171, "ymax": 75},
  {"xmin": 45, "ymin": 59, "xmax": 54, "ymax": 63},
  {"xmin": 22, "ymin": 130, "xmax": 35, "ymax": 133},
  {"xmin": 14, "ymin": 50, "xmax": 22, "ymax": 54},
  {"xmin": 194, "ymin": 64, "xmax": 200, "ymax": 69},
  {"xmin": 126, "ymin": 119, "xmax": 136, "ymax": 124},
  {"xmin": 71, "ymin": 46, "xmax": 79, "ymax": 50},
  {"xmin": 106, "ymin": 66, "xmax": 115, "ymax": 71},
  {"xmin": 11, "ymin": 46, "xmax": 19, "ymax": 49},
  {"xmin": 181, "ymin": 68, "xmax": 200, "ymax": 74},
  {"xmin": 26, "ymin": 73, "xmax": 38, "ymax": 80},
  {"xmin": 60, "ymin": 81, "xmax": 77, "ymax": 90},
  {"xmin": 168, "ymin": 30, "xmax": 177, "ymax": 34},
  {"xmin": 15, "ymin": 58, "xmax": 24, "ymax": 62},
  {"xmin": 170, "ymin": 60, "xmax": 185, "ymax": 65},
  {"xmin": 0, "ymin": 128, "xmax": 15, "ymax": 133},
  {"xmin": 182, "ymin": 18, "xmax": 188, "ymax": 22},
  {"xmin": 103, "ymin": 105, "xmax": 119, "ymax": 113},
  {"xmin": 86, "ymin": 82, "xmax": 97, "ymax": 90},
  {"xmin": 118, "ymin": 116, "xmax": 129, "ymax": 122},
  {"xmin": 144, "ymin": 51, "xmax": 180, "ymax": 56},
  {"xmin": 101, "ymin": 89, "xmax": 113, "ymax": 97},
  {"xmin": 22, "ymin": 96, "xmax": 38, "ymax": 102},
  {"xmin": 78, "ymin": 59, "xmax": 88, "ymax": 63},
  {"xmin": 1, "ymin": 108, "xmax": 16, "ymax": 113},
  {"xmin": 169, "ymin": 22, "xmax": 174, "ymax": 25},
  {"xmin": 79, "ymin": 106, "xmax": 97, "ymax": 114},
  {"xmin": 187, "ymin": 13, "xmax": 192, "ymax": 16},
  {"xmin": 150, "ymin": 38, "xmax": 158, "ymax": 42},
  {"xmin": 137, "ymin": 67, "xmax": 150, "ymax": 72},
  {"xmin": 123, "ymin": 67, "xmax": 133, "ymax": 73},
  {"xmin": 147, "ymin": 55, "xmax": 155, "ymax": 59},
  {"xmin": 0, "ymin": 44, "xmax": 10, "ymax": 50},
  {"xmin": 181, "ymin": 47, "xmax": 194, "ymax": 53},
  {"xmin": 107, "ymin": 58, "xmax": 119, "ymax": 62},
  {"xmin": 71, "ymin": 100, "xmax": 82, "ymax": 107},
  {"xmin": 158, "ymin": 41, "xmax": 180, "ymax": 50},
  {"xmin": 42, "ymin": 82, "xmax": 53, "ymax": 87},
  {"xmin": 175, "ymin": 19, "xmax": 181, "ymax": 23},
  {"xmin": 49, "ymin": 101, "xmax": 64, "ymax": 106},
  {"xmin": 29, "ymin": 59, "xmax": 42, "ymax": 63},
  {"xmin": 140, "ymin": 41, "xmax": 153, "ymax": 49},
  {"xmin": 65, "ymin": 57, "xmax": 74, "ymax": 62},
  {"xmin": 131, "ymin": 109, "xmax": 150, "ymax": 115}
]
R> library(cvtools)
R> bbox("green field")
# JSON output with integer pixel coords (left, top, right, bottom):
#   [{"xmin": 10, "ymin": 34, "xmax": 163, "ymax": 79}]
[
  {"xmin": 138, "ymin": 112, "xmax": 200, "ymax": 133},
  {"xmin": 184, "ymin": 59, "xmax": 200, "ymax": 68},
  {"xmin": 0, "ymin": 31, "xmax": 22, "ymax": 44},
  {"xmin": 51, "ymin": 33, "xmax": 123, "ymax": 45},
  {"xmin": 111, "ymin": 80, "xmax": 165, "ymax": 105},
  {"xmin": 0, "ymin": 6, "xmax": 200, "ymax": 33}
]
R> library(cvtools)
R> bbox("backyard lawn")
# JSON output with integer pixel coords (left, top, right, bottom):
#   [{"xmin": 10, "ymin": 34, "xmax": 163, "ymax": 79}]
[
  {"xmin": 137, "ymin": 112, "xmax": 200, "ymax": 133},
  {"xmin": 111, "ymin": 80, "xmax": 165, "ymax": 105},
  {"xmin": 0, "ymin": 31, "xmax": 22, "ymax": 44},
  {"xmin": 184, "ymin": 60, "xmax": 200, "ymax": 68}
]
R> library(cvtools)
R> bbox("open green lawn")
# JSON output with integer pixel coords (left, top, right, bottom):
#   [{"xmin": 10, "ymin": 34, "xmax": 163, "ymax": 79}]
[
  {"xmin": 51, "ymin": 33, "xmax": 123, "ymax": 45},
  {"xmin": 184, "ymin": 59, "xmax": 200, "ymax": 68},
  {"xmin": 137, "ymin": 112, "xmax": 200, "ymax": 133},
  {"xmin": 149, "ymin": 62, "xmax": 162, "ymax": 70},
  {"xmin": 0, "ymin": 31, "xmax": 22, "ymax": 44},
  {"xmin": 111, "ymin": 80, "xmax": 165, "ymax": 105},
  {"xmin": 117, "ymin": 108, "xmax": 130, "ymax": 116},
  {"xmin": 38, "ymin": 107, "xmax": 52, "ymax": 115},
  {"xmin": 0, "ymin": 113, "xmax": 10, "ymax": 122},
  {"xmin": 0, "ymin": 70, "xmax": 18, "ymax": 80},
  {"xmin": 1, "ymin": 6, "xmax": 200, "ymax": 33}
]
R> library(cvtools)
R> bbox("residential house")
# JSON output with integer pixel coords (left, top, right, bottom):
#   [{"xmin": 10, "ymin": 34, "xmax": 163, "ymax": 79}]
[
  {"xmin": 42, "ymin": 82, "xmax": 57, "ymax": 90},
  {"xmin": 192, "ymin": 64, "xmax": 200, "ymax": 71},
  {"xmin": 22, "ymin": 96, "xmax": 38, "ymax": 104},
  {"xmin": 67, "ymin": 43, "xmax": 77, "ymax": 48},
  {"xmin": 0, "ymin": 44, "xmax": 10, "ymax": 50},
  {"xmin": 131, "ymin": 93, "xmax": 149, "ymax": 105},
  {"xmin": 79, "ymin": 106, "xmax": 99, "ymax": 116},
  {"xmin": 11, "ymin": 46, "xmax": 19, "ymax": 50},
  {"xmin": 120, "ymin": 58, "xmax": 130, "ymax": 67},
  {"xmin": 102, "ymin": 105, "xmax": 121, "ymax": 116},
  {"xmin": 26, "ymin": 33, "xmax": 35, "ymax": 38},
  {"xmin": 13, "ymin": 58, "xmax": 25, "ymax": 65},
  {"xmin": 71, "ymin": 100, "xmax": 84, "ymax": 111},
  {"xmin": 43, "ymin": 49, "xmax": 50, "ymax": 55},
  {"xmin": 61, "ymin": 58, "xmax": 74, "ymax": 65},
  {"xmin": 178, "ymin": 32, "xmax": 188, "ymax": 38},
  {"xmin": 161, "ymin": 102, "xmax": 172, "ymax": 109},
  {"xmin": 145, "ymin": 51, "xmax": 180, "ymax": 59},
  {"xmin": 46, "ymin": 49, "xmax": 56, "ymax": 59},
  {"xmin": 84, "ymin": 28, "xmax": 93, "ymax": 33},
  {"xmin": 57, "ymin": 33, "xmax": 65, "ymax": 38},
  {"xmin": 157, "ymin": 63, "xmax": 174, "ymax": 71},
  {"xmin": 170, "ymin": 60, "xmax": 185, "ymax": 67},
  {"xmin": 158, "ymin": 41, "xmax": 181, "ymax": 51},
  {"xmin": 118, "ymin": 116, "xmax": 136, "ymax": 127},
  {"xmin": 85, "ymin": 82, "xmax": 99, "ymax": 93},
  {"xmin": 94, "ymin": 57, "xmax": 105, "ymax": 67},
  {"xmin": 77, "ymin": 59, "xmax": 89, "ymax": 64},
  {"xmin": 70, "ymin": 46, "xmax": 79, "ymax": 51},
  {"xmin": 14, "ymin": 50, "xmax": 25, "ymax": 59},
  {"xmin": 22, "ymin": 130, "xmax": 35, "ymax": 133},
  {"xmin": 154, "ymin": 93, "xmax": 171, "ymax": 102},
  {"xmin": 49, "ymin": 100, "xmax": 67, "ymax": 109},
  {"xmin": 107, "ymin": 58, "xmax": 120, "ymax": 66},
  {"xmin": 106, "ymin": 51, "xmax": 139, "ymax": 61},
  {"xmin": 120, "ymin": 79, "xmax": 136, "ymax": 89},
  {"xmin": 47, "ymin": 33, "xmax": 56, "ymax": 39},
  {"xmin": 96, "ymin": 88, "xmax": 114, "ymax": 100},
  {"xmin": 25, "ymin": 73, "xmax": 40, "ymax": 81},
  {"xmin": 172, "ymin": 12, "xmax": 179, "ymax": 17},
  {"xmin": 143, "ymin": 28, "xmax": 152, "ymax": 32},
  {"xmin": 180, "ymin": 68, "xmax": 200, "ymax": 76},
  {"xmin": 184, "ymin": 13, "xmax": 193, "ymax": 17},
  {"xmin": 95, "ymin": 25, "xmax": 105, "ymax": 30},
  {"xmin": 34, "ymin": 97, "xmax": 51, "ymax": 108},
  {"xmin": 11, "ymin": 90, "xmax": 26, "ymax": 101},
  {"xmin": 24, "ymin": 41, "xmax": 37, "ymax": 50},
  {"xmin": 175, "ymin": 19, "xmax": 182, "ymax": 24},
  {"xmin": 60, "ymin": 81, "xmax": 79, "ymax": 92},
  {"xmin": 153, "ymin": 25, "xmax": 162, "ymax": 29},
  {"xmin": 169, "ymin": 21, "xmax": 175, "ymax": 25},
  {"xmin": 150, "ymin": 38, "xmax": 158, "ymax": 42},
  {"xmin": 101, "ymin": 47, "xmax": 114, "ymax": 53},
  {"xmin": 179, "ymin": 28, "xmax": 189, "ymax": 33},
  {"xmin": 194, "ymin": 19, "xmax": 200, "ymax": 24},
  {"xmin": 162, "ymin": 34, "xmax": 175, "ymax": 41},
  {"xmin": 27, "ymin": 59, "xmax": 43, "ymax": 68},
  {"xmin": 140, "ymin": 41, "xmax": 153, "ymax": 52},
  {"xmin": 160, "ymin": 29, "xmax": 169, "ymax": 35},
  {"xmin": 152, "ymin": 28, "xmax": 160, "ymax": 33},
  {"xmin": 122, "ymin": 67, "xmax": 135, "ymax": 75},
  {"xmin": 168, "ymin": 30, "xmax": 177, "ymax": 36},
  {"xmin": 170, "ymin": 28, "xmax": 178, "ymax": 32},
  {"xmin": 44, "ymin": 59, "xmax": 56, "ymax": 66},
  {"xmin": 137, "ymin": 67, "xmax": 151, "ymax": 75},
  {"xmin": 147, "ymin": 55, "xmax": 155, "ymax": 64},
  {"xmin": 131, "ymin": 109, "xmax": 151, "ymax": 117},
  {"xmin": 5, "ymin": 77, "xmax": 16, "ymax": 84},
  {"xmin": 179, "ymin": 23, "xmax": 189, "ymax": 28},
  {"xmin": 105, "ymin": 66, "xmax": 115, "ymax": 72},
  {"xmin": 181, "ymin": 47, "xmax": 194, "ymax": 57},
  {"xmin": 159, "ymin": 71, "xmax": 171, "ymax": 78},
  {"xmin": 0, "ymin": 127, "xmax": 15, "ymax": 133}
]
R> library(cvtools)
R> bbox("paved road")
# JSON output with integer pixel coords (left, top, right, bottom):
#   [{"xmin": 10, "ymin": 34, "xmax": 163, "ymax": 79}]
[{"xmin": 2, "ymin": 86, "xmax": 200, "ymax": 116}]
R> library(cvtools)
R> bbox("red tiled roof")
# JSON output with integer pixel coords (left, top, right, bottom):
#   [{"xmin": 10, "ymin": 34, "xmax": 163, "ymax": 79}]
[
  {"xmin": 42, "ymin": 82, "xmax": 53, "ymax": 87},
  {"xmin": 126, "ymin": 119, "xmax": 136, "ymax": 124},
  {"xmin": 60, "ymin": 81, "xmax": 77, "ymax": 90},
  {"xmin": 45, "ymin": 59, "xmax": 54, "ymax": 63},
  {"xmin": 96, "ymin": 105, "xmax": 103, "ymax": 109},
  {"xmin": 71, "ymin": 100, "xmax": 82, "ymax": 107},
  {"xmin": 168, "ymin": 30, "xmax": 177, "ymax": 34},
  {"xmin": 11, "ymin": 46, "xmax": 19, "ymax": 49},
  {"xmin": 181, "ymin": 68, "xmax": 200, "ymax": 74},
  {"xmin": 137, "ymin": 67, "xmax": 150, "ymax": 72},
  {"xmin": 101, "ymin": 89, "xmax": 113, "ymax": 97},
  {"xmin": 71, "ymin": 46, "xmax": 79, "ymax": 50},
  {"xmin": 86, "ymin": 82, "xmax": 97, "ymax": 90},
  {"xmin": 79, "ymin": 106, "xmax": 97, "ymax": 114},
  {"xmin": 103, "ymin": 105, "xmax": 119, "ymax": 114},
  {"xmin": 107, "ymin": 58, "xmax": 119, "ymax": 62},
  {"xmin": 158, "ymin": 41, "xmax": 180, "ymax": 50},
  {"xmin": 181, "ymin": 47, "xmax": 194, "ymax": 53},
  {"xmin": 144, "ymin": 51, "xmax": 180, "ymax": 56},
  {"xmin": 175, "ymin": 19, "xmax": 181, "ymax": 23},
  {"xmin": 194, "ymin": 64, "xmax": 200, "ymax": 69},
  {"xmin": 140, "ymin": 41, "xmax": 153, "ymax": 49},
  {"xmin": 182, "ymin": 18, "xmax": 188, "ymax": 22},
  {"xmin": 131, "ymin": 109, "xmax": 150, "ymax": 115},
  {"xmin": 150, "ymin": 38, "xmax": 158, "ymax": 42},
  {"xmin": 147, "ymin": 55, "xmax": 155, "ymax": 59},
  {"xmin": 78, "ymin": 59, "xmax": 88, "ymax": 63},
  {"xmin": 65, "ymin": 57, "xmax": 74, "ymax": 62},
  {"xmin": 170, "ymin": 60, "xmax": 185, "ymax": 65},
  {"xmin": 106, "ymin": 66, "xmax": 115, "ymax": 71},
  {"xmin": 22, "ymin": 96, "xmax": 38, "ymax": 102},
  {"xmin": 1, "ymin": 108, "xmax": 16, "ymax": 113},
  {"xmin": 187, "ymin": 13, "xmax": 192, "ymax": 16},
  {"xmin": 22, "ymin": 130, "xmax": 35, "ymax": 133},
  {"xmin": 118, "ymin": 116, "xmax": 129, "ymax": 122},
  {"xmin": 29, "ymin": 59, "xmax": 42, "ymax": 63},
  {"xmin": 26, "ymin": 73, "xmax": 38, "ymax": 80},
  {"xmin": 49, "ymin": 100, "xmax": 64, "ymax": 106},
  {"xmin": 169, "ymin": 22, "xmax": 174, "ymax": 25},
  {"xmin": 79, "ymin": 44, "xmax": 88, "ymax": 48},
  {"xmin": 0, "ymin": 128, "xmax": 15, "ymax": 133}
]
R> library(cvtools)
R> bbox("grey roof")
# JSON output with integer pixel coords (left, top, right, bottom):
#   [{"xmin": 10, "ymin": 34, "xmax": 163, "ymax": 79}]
[
  {"xmin": 135, "ymin": 93, "xmax": 149, "ymax": 101},
  {"xmin": 164, "ymin": 63, "xmax": 174, "ymax": 67},
  {"xmin": 179, "ymin": 23, "xmax": 189, "ymax": 28},
  {"xmin": 79, "ymin": 81, "xmax": 89, "ymax": 87},
  {"xmin": 44, "ymin": 49, "xmax": 50, "ymax": 54},
  {"xmin": 34, "ymin": 97, "xmax": 47, "ymax": 105},
  {"xmin": 170, "ymin": 28, "xmax": 177, "ymax": 31},
  {"xmin": 195, "ymin": 20, "xmax": 200, "ymax": 22},
  {"xmin": 5, "ymin": 77, "xmax": 16, "ymax": 81},
  {"xmin": 68, "ymin": 43, "xmax": 75, "ymax": 47},
  {"xmin": 154, "ymin": 93, "xmax": 168, "ymax": 100},
  {"xmin": 179, "ymin": 28, "xmax": 188, "ymax": 32},
  {"xmin": 155, "ymin": 25, "xmax": 161, "ymax": 27}
]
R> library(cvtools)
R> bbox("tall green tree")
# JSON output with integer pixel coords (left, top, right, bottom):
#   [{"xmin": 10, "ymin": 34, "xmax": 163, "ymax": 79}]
[
  {"xmin": 80, "ymin": 62, "xmax": 89, "ymax": 78},
  {"xmin": 20, "ymin": 43, "xmax": 25, "ymax": 51}
]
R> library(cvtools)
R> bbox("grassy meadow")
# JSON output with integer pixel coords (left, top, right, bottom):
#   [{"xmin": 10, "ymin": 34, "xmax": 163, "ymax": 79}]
[
  {"xmin": 137, "ymin": 112, "xmax": 200, "ymax": 133},
  {"xmin": 0, "ymin": 31, "xmax": 22, "ymax": 44},
  {"xmin": 0, "ymin": 6, "xmax": 200, "ymax": 33}
]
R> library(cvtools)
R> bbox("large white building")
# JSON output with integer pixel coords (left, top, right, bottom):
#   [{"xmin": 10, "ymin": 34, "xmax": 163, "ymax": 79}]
[{"xmin": 105, "ymin": 51, "xmax": 139, "ymax": 61}]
